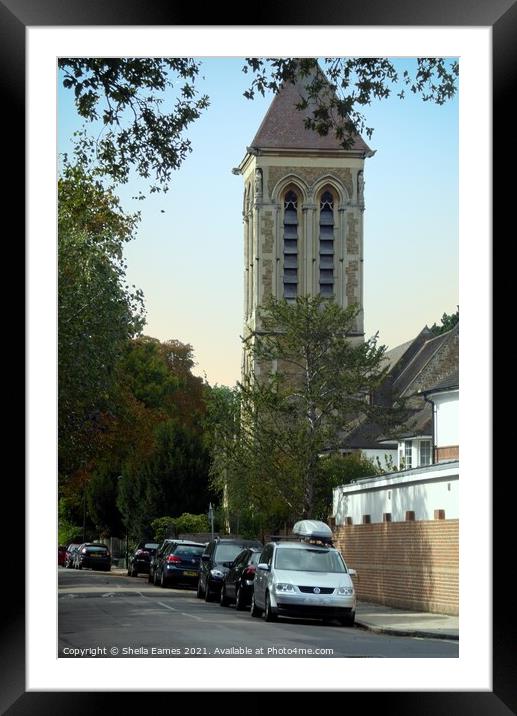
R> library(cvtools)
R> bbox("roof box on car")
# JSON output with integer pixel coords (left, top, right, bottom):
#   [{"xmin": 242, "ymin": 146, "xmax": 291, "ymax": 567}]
[{"xmin": 292, "ymin": 520, "xmax": 333, "ymax": 545}]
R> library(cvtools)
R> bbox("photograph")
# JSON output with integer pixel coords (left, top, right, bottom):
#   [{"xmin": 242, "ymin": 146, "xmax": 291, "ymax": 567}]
[
  {"xmin": 16, "ymin": 13, "xmax": 501, "ymax": 706},
  {"xmin": 56, "ymin": 55, "xmax": 460, "ymax": 661}
]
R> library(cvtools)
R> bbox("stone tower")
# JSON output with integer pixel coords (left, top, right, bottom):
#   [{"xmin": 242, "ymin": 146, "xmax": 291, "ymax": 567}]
[{"xmin": 233, "ymin": 71, "xmax": 374, "ymax": 381}]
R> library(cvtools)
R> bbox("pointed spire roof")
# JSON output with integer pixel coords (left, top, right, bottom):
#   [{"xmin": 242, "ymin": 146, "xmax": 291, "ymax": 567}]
[{"xmin": 250, "ymin": 69, "xmax": 372, "ymax": 154}]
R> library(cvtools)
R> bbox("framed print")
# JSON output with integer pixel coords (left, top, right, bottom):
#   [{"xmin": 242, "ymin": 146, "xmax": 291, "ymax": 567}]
[{"xmin": 9, "ymin": 0, "xmax": 508, "ymax": 710}]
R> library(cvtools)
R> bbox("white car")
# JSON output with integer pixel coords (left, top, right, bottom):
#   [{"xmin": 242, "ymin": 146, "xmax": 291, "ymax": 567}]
[{"xmin": 251, "ymin": 521, "xmax": 356, "ymax": 626}]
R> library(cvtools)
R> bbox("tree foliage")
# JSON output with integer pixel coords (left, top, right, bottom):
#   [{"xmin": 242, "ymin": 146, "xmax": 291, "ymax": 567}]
[
  {"xmin": 58, "ymin": 163, "xmax": 145, "ymax": 482},
  {"xmin": 243, "ymin": 57, "xmax": 458, "ymax": 148},
  {"xmin": 430, "ymin": 308, "xmax": 459, "ymax": 336},
  {"xmin": 59, "ymin": 58, "xmax": 209, "ymax": 194},
  {"xmin": 211, "ymin": 297, "xmax": 409, "ymax": 524}
]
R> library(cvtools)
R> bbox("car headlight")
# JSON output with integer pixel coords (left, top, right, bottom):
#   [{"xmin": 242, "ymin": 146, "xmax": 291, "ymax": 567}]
[
  {"xmin": 210, "ymin": 569, "xmax": 224, "ymax": 578},
  {"xmin": 275, "ymin": 583, "xmax": 295, "ymax": 593},
  {"xmin": 337, "ymin": 586, "xmax": 354, "ymax": 596}
]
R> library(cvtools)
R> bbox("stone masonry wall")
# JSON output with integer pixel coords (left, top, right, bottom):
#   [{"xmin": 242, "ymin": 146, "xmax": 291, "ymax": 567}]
[
  {"xmin": 267, "ymin": 166, "xmax": 353, "ymax": 200},
  {"xmin": 333, "ymin": 520, "xmax": 459, "ymax": 615}
]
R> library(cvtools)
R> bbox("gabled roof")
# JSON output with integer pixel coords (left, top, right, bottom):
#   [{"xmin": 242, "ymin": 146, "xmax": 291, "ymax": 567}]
[
  {"xmin": 341, "ymin": 324, "xmax": 458, "ymax": 449},
  {"xmin": 250, "ymin": 69, "xmax": 372, "ymax": 154},
  {"xmin": 392, "ymin": 324, "xmax": 458, "ymax": 397}
]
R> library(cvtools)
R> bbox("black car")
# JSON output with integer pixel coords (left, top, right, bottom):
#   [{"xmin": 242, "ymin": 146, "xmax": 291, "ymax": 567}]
[
  {"xmin": 74, "ymin": 543, "xmax": 111, "ymax": 571},
  {"xmin": 154, "ymin": 541, "xmax": 206, "ymax": 588},
  {"xmin": 219, "ymin": 547, "xmax": 262, "ymax": 609},
  {"xmin": 197, "ymin": 537, "xmax": 263, "ymax": 602},
  {"xmin": 127, "ymin": 541, "xmax": 160, "ymax": 577},
  {"xmin": 148, "ymin": 539, "xmax": 176, "ymax": 584}
]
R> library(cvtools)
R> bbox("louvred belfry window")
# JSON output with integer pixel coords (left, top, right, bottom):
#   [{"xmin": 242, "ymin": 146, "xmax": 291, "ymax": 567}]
[
  {"xmin": 283, "ymin": 190, "xmax": 298, "ymax": 301},
  {"xmin": 319, "ymin": 191, "xmax": 334, "ymax": 297}
]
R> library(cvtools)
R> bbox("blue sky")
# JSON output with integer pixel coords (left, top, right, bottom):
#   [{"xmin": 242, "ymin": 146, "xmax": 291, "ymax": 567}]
[{"xmin": 58, "ymin": 58, "xmax": 458, "ymax": 387}]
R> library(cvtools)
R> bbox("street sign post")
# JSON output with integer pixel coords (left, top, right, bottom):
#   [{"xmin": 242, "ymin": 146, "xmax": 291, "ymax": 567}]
[{"xmin": 208, "ymin": 502, "xmax": 214, "ymax": 540}]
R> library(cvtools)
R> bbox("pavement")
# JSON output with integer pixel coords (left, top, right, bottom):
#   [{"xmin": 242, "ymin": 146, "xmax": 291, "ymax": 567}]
[
  {"xmin": 355, "ymin": 601, "xmax": 459, "ymax": 641},
  {"xmin": 110, "ymin": 567, "xmax": 458, "ymax": 641}
]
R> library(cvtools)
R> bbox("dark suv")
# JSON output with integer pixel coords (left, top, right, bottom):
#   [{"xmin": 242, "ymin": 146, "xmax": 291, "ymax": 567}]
[{"xmin": 197, "ymin": 537, "xmax": 262, "ymax": 602}]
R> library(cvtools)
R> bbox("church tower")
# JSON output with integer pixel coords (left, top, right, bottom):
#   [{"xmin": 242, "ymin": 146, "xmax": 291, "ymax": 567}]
[{"xmin": 233, "ymin": 71, "xmax": 374, "ymax": 381}]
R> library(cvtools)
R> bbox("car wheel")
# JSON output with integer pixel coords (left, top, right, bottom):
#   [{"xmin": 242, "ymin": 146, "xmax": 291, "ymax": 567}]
[
  {"xmin": 339, "ymin": 612, "xmax": 355, "ymax": 627},
  {"xmin": 160, "ymin": 571, "xmax": 168, "ymax": 588},
  {"xmin": 204, "ymin": 579, "xmax": 214, "ymax": 602},
  {"xmin": 220, "ymin": 584, "xmax": 230, "ymax": 607},
  {"xmin": 154, "ymin": 570, "xmax": 160, "ymax": 586},
  {"xmin": 77, "ymin": 562, "xmax": 82, "ymax": 570},
  {"xmin": 250, "ymin": 593, "xmax": 262, "ymax": 618},
  {"xmin": 264, "ymin": 592, "xmax": 277, "ymax": 622},
  {"xmin": 131, "ymin": 566, "xmax": 138, "ymax": 577},
  {"xmin": 196, "ymin": 579, "xmax": 204, "ymax": 599},
  {"xmin": 235, "ymin": 585, "xmax": 245, "ymax": 611}
]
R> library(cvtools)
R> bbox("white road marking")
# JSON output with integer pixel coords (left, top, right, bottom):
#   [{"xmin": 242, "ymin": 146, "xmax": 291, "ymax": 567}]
[{"xmin": 157, "ymin": 601, "xmax": 178, "ymax": 611}]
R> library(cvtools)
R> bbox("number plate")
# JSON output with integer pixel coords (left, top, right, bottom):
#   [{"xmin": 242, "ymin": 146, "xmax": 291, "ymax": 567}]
[{"xmin": 183, "ymin": 571, "xmax": 197, "ymax": 577}]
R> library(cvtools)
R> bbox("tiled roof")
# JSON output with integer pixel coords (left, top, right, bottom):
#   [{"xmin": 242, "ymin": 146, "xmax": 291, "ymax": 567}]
[
  {"xmin": 393, "ymin": 327, "xmax": 457, "ymax": 397},
  {"xmin": 340, "ymin": 419, "xmax": 398, "ymax": 450},
  {"xmin": 423, "ymin": 370, "xmax": 459, "ymax": 394},
  {"xmin": 250, "ymin": 72, "xmax": 372, "ymax": 154}
]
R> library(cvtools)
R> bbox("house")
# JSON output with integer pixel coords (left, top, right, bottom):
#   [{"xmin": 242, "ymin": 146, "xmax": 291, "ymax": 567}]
[
  {"xmin": 339, "ymin": 322, "xmax": 459, "ymax": 469},
  {"xmin": 330, "ymin": 326, "xmax": 459, "ymax": 616}
]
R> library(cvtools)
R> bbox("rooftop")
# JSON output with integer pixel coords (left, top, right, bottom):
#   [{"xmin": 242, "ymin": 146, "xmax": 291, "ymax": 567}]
[{"xmin": 250, "ymin": 69, "xmax": 372, "ymax": 154}]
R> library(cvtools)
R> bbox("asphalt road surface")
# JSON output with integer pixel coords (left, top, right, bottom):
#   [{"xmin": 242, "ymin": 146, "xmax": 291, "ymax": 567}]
[{"xmin": 58, "ymin": 568, "xmax": 459, "ymax": 658}]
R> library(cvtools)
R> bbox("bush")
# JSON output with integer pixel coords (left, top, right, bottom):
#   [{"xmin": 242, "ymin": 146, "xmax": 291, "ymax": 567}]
[
  {"xmin": 174, "ymin": 512, "xmax": 209, "ymax": 534},
  {"xmin": 151, "ymin": 516, "xmax": 176, "ymax": 543}
]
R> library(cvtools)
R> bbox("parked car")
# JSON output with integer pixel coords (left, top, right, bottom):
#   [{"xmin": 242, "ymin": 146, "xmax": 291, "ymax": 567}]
[
  {"xmin": 58, "ymin": 545, "xmax": 67, "ymax": 566},
  {"xmin": 154, "ymin": 541, "xmax": 206, "ymax": 588},
  {"xmin": 73, "ymin": 543, "xmax": 112, "ymax": 572},
  {"xmin": 251, "ymin": 520, "xmax": 356, "ymax": 626},
  {"xmin": 127, "ymin": 541, "xmax": 160, "ymax": 577},
  {"xmin": 64, "ymin": 543, "xmax": 81, "ymax": 569},
  {"xmin": 219, "ymin": 547, "xmax": 262, "ymax": 609},
  {"xmin": 197, "ymin": 537, "xmax": 263, "ymax": 602},
  {"xmin": 148, "ymin": 539, "xmax": 177, "ymax": 584}
]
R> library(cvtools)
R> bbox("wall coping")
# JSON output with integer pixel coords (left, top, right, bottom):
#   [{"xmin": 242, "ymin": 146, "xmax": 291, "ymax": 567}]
[{"xmin": 334, "ymin": 460, "xmax": 459, "ymax": 496}]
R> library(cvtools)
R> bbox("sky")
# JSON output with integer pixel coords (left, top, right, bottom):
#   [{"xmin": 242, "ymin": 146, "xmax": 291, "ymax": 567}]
[{"xmin": 58, "ymin": 57, "xmax": 458, "ymax": 387}]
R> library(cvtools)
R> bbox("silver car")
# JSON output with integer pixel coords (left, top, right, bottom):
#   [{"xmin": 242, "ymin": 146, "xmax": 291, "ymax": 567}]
[{"xmin": 251, "ymin": 540, "xmax": 356, "ymax": 626}]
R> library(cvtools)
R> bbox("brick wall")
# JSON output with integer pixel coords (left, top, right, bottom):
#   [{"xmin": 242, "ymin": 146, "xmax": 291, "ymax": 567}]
[
  {"xmin": 333, "ymin": 519, "xmax": 458, "ymax": 615},
  {"xmin": 436, "ymin": 446, "xmax": 459, "ymax": 462}
]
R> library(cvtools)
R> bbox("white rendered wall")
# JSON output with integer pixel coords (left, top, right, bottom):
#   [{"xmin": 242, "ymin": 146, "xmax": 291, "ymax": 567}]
[
  {"xmin": 333, "ymin": 464, "xmax": 459, "ymax": 524},
  {"xmin": 434, "ymin": 391, "xmax": 459, "ymax": 447},
  {"xmin": 361, "ymin": 449, "xmax": 398, "ymax": 470}
]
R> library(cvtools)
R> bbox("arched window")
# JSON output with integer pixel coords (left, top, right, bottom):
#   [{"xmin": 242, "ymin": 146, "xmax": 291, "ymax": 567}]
[
  {"xmin": 283, "ymin": 190, "xmax": 298, "ymax": 301},
  {"xmin": 319, "ymin": 190, "xmax": 334, "ymax": 297}
]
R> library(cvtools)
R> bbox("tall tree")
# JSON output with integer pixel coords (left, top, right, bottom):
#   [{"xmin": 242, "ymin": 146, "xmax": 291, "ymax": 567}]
[
  {"xmin": 58, "ymin": 162, "xmax": 145, "ymax": 482},
  {"xmin": 234, "ymin": 296, "xmax": 409, "ymax": 520}
]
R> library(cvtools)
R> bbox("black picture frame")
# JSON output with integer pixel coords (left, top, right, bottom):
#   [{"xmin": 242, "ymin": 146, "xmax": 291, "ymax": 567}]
[{"xmin": 10, "ymin": 0, "xmax": 507, "ymax": 711}]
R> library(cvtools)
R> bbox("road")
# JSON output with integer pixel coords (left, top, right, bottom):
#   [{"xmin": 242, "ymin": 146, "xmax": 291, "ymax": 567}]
[{"xmin": 58, "ymin": 568, "xmax": 458, "ymax": 658}]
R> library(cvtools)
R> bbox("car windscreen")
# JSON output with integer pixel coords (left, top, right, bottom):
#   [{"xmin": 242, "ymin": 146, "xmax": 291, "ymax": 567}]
[
  {"xmin": 174, "ymin": 546, "xmax": 205, "ymax": 557},
  {"xmin": 274, "ymin": 548, "xmax": 346, "ymax": 573},
  {"xmin": 85, "ymin": 546, "xmax": 109, "ymax": 553},
  {"xmin": 214, "ymin": 544, "xmax": 248, "ymax": 563}
]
